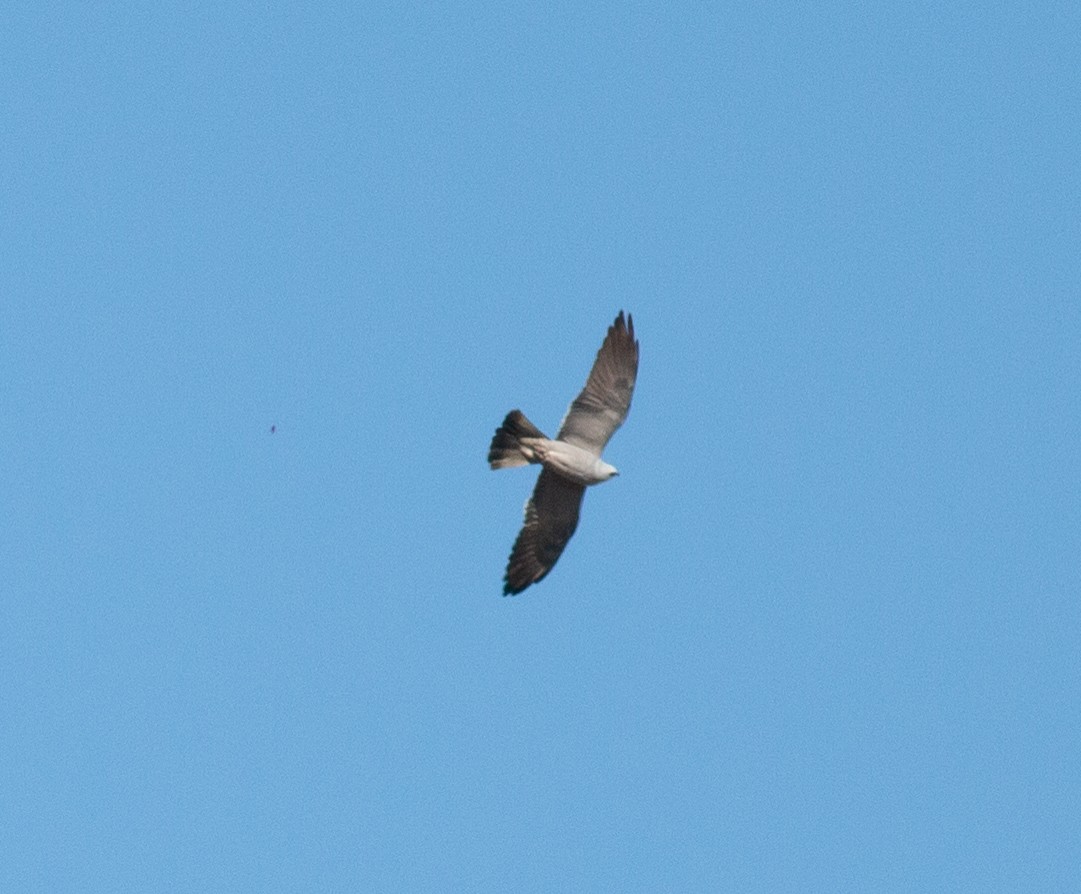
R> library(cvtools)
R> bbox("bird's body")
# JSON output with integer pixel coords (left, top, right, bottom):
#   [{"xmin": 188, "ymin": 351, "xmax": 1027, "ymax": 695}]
[
  {"xmin": 494, "ymin": 427, "xmax": 617, "ymax": 485},
  {"xmin": 488, "ymin": 311, "xmax": 639, "ymax": 595}
]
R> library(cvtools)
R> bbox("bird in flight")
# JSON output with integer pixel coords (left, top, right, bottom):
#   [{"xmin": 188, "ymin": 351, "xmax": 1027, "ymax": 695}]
[{"xmin": 488, "ymin": 311, "xmax": 639, "ymax": 595}]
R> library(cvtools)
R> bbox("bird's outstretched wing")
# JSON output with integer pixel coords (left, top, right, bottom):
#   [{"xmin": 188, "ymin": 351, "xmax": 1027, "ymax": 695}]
[
  {"xmin": 503, "ymin": 468, "xmax": 586, "ymax": 595},
  {"xmin": 556, "ymin": 311, "xmax": 639, "ymax": 456}
]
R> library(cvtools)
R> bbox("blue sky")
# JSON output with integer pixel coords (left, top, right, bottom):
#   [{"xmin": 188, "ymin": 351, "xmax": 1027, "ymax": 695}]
[{"xmin": 3, "ymin": 2, "xmax": 1079, "ymax": 891}]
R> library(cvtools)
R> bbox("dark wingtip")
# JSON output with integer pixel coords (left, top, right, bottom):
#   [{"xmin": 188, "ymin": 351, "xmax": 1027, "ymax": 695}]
[
  {"xmin": 611, "ymin": 310, "xmax": 638, "ymax": 360},
  {"xmin": 504, "ymin": 563, "xmax": 548, "ymax": 596}
]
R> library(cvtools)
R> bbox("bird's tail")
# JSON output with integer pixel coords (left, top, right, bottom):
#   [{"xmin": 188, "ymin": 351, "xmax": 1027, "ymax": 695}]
[{"xmin": 488, "ymin": 410, "xmax": 547, "ymax": 469}]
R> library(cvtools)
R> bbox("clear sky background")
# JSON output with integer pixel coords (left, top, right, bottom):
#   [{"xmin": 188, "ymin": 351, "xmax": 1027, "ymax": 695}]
[{"xmin": 3, "ymin": 2, "xmax": 1079, "ymax": 891}]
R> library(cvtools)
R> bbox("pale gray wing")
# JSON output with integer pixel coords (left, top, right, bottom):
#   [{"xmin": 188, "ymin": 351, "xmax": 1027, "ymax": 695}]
[
  {"xmin": 503, "ymin": 468, "xmax": 586, "ymax": 595},
  {"xmin": 556, "ymin": 311, "xmax": 639, "ymax": 456}
]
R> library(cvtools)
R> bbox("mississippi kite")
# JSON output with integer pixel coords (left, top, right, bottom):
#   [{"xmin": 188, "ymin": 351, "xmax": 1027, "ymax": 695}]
[{"xmin": 488, "ymin": 311, "xmax": 639, "ymax": 595}]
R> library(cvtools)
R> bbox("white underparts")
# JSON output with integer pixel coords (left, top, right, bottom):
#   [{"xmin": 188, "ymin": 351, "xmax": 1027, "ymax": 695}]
[{"xmin": 521, "ymin": 437, "xmax": 618, "ymax": 486}]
